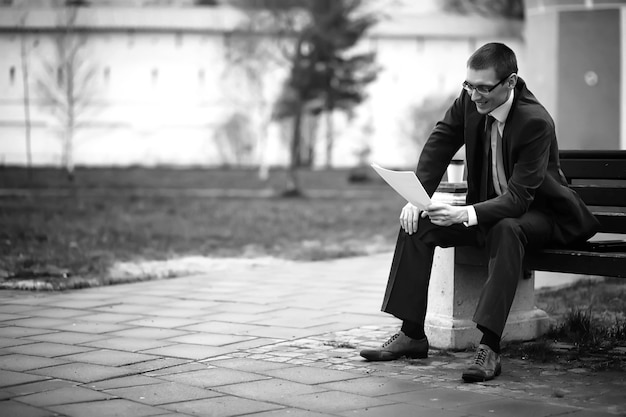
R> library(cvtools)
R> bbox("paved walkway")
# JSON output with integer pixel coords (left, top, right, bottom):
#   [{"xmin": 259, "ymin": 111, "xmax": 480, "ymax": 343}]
[{"xmin": 0, "ymin": 254, "xmax": 624, "ymax": 417}]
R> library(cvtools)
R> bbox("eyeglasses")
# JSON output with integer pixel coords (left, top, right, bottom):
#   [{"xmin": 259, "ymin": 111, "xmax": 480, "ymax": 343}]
[{"xmin": 462, "ymin": 73, "xmax": 512, "ymax": 95}]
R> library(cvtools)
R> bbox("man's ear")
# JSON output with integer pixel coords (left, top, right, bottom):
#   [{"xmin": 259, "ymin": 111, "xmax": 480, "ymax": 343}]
[{"xmin": 508, "ymin": 73, "xmax": 518, "ymax": 89}]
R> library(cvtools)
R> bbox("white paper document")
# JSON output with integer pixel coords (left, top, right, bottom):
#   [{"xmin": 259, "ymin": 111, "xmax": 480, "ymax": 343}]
[{"xmin": 371, "ymin": 163, "xmax": 432, "ymax": 210}]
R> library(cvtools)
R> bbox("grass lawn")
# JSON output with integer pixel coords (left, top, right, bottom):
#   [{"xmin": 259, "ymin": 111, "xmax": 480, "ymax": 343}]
[{"xmin": 1, "ymin": 166, "xmax": 403, "ymax": 288}]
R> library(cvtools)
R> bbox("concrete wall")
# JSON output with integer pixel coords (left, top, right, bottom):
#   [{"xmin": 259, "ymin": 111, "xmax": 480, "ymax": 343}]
[{"xmin": 0, "ymin": 6, "xmax": 524, "ymax": 167}]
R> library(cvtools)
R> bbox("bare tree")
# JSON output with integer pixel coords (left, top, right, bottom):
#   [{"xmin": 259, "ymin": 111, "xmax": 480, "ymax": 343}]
[
  {"xmin": 19, "ymin": 12, "xmax": 33, "ymax": 178},
  {"xmin": 36, "ymin": 5, "xmax": 97, "ymax": 181},
  {"xmin": 441, "ymin": 0, "xmax": 524, "ymax": 20},
  {"xmin": 218, "ymin": 8, "xmax": 294, "ymax": 179}
]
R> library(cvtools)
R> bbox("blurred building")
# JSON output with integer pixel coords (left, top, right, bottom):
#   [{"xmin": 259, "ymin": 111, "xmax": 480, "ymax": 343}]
[
  {"xmin": 524, "ymin": 0, "xmax": 626, "ymax": 151},
  {"xmin": 0, "ymin": 1, "xmax": 526, "ymax": 167}
]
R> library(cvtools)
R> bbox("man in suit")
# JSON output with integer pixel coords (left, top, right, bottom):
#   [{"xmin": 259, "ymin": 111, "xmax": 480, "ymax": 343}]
[{"xmin": 360, "ymin": 43, "xmax": 599, "ymax": 382}]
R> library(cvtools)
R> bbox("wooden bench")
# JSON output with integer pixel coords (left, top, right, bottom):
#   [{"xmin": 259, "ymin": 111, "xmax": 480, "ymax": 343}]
[{"xmin": 455, "ymin": 150, "xmax": 626, "ymax": 278}]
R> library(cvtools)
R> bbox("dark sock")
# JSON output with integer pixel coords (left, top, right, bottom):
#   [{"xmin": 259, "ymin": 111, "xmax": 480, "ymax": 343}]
[
  {"xmin": 478, "ymin": 325, "xmax": 501, "ymax": 354},
  {"xmin": 401, "ymin": 320, "xmax": 426, "ymax": 340}
]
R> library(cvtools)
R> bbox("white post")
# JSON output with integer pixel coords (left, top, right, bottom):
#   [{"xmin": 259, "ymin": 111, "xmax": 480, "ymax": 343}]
[{"xmin": 425, "ymin": 179, "xmax": 550, "ymax": 350}]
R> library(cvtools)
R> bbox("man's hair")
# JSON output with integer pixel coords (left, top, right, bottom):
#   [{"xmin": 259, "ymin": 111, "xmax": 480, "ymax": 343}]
[{"xmin": 467, "ymin": 43, "xmax": 518, "ymax": 79}]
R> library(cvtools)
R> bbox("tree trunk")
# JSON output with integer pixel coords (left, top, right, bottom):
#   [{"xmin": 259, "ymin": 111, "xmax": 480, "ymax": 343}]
[
  {"xmin": 325, "ymin": 110, "xmax": 334, "ymax": 168},
  {"xmin": 19, "ymin": 16, "xmax": 32, "ymax": 179},
  {"xmin": 284, "ymin": 106, "xmax": 304, "ymax": 197},
  {"xmin": 65, "ymin": 51, "xmax": 75, "ymax": 182}
]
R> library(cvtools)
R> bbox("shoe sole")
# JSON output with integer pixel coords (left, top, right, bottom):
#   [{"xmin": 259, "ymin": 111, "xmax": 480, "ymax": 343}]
[
  {"xmin": 462, "ymin": 366, "xmax": 501, "ymax": 383},
  {"xmin": 360, "ymin": 351, "xmax": 428, "ymax": 361}
]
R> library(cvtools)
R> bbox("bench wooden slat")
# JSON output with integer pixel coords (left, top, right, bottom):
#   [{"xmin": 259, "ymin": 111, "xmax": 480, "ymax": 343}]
[
  {"xmin": 560, "ymin": 160, "xmax": 626, "ymax": 180},
  {"xmin": 593, "ymin": 211, "xmax": 626, "ymax": 234},
  {"xmin": 570, "ymin": 185, "xmax": 626, "ymax": 206},
  {"xmin": 526, "ymin": 249, "xmax": 626, "ymax": 278},
  {"xmin": 456, "ymin": 246, "xmax": 626, "ymax": 278},
  {"xmin": 559, "ymin": 149, "xmax": 626, "ymax": 160}
]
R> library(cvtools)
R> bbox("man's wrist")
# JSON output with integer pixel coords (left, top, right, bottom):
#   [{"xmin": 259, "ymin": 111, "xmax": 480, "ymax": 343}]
[{"xmin": 463, "ymin": 205, "xmax": 478, "ymax": 227}]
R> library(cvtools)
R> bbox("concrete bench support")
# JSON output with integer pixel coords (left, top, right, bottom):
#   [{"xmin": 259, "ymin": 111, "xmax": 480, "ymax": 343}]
[{"xmin": 424, "ymin": 184, "xmax": 550, "ymax": 350}]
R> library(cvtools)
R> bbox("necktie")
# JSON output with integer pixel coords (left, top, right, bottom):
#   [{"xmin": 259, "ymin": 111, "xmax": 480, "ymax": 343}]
[
  {"xmin": 480, "ymin": 116, "xmax": 495, "ymax": 201},
  {"xmin": 490, "ymin": 118, "xmax": 508, "ymax": 195}
]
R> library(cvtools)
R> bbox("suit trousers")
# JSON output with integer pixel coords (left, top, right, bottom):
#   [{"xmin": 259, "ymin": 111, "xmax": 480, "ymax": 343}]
[{"xmin": 381, "ymin": 210, "xmax": 555, "ymax": 337}]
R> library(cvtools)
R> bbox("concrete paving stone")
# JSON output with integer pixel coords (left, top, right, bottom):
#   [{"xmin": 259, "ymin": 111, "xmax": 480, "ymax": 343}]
[
  {"xmin": 4, "ymin": 341, "xmax": 95, "ymax": 357},
  {"xmin": 106, "ymin": 327, "xmax": 190, "ymax": 340},
  {"xmin": 318, "ymin": 376, "xmax": 430, "ymax": 397},
  {"xmin": 28, "ymin": 362, "xmax": 137, "ymax": 384},
  {"xmin": 143, "ymin": 361, "xmax": 211, "ymax": 377},
  {"xmin": 0, "ymin": 326, "xmax": 56, "ymax": 338},
  {"xmin": 238, "ymin": 326, "xmax": 337, "ymax": 340},
  {"xmin": 53, "ymin": 321, "xmax": 131, "ymax": 334},
  {"xmin": 0, "ymin": 304, "xmax": 39, "ymax": 314},
  {"xmin": 0, "ymin": 313, "xmax": 29, "ymax": 321},
  {"xmin": 213, "ymin": 377, "xmax": 327, "ymax": 401},
  {"xmin": 73, "ymin": 312, "xmax": 145, "ymax": 323},
  {"xmin": 255, "ymin": 308, "xmax": 332, "ymax": 321},
  {"xmin": 161, "ymin": 395, "xmax": 283, "ymax": 417},
  {"xmin": 461, "ymin": 398, "xmax": 584, "ymax": 417},
  {"xmin": 0, "ymin": 369, "xmax": 49, "ymax": 388},
  {"xmin": 82, "ymin": 336, "xmax": 175, "ymax": 352},
  {"xmin": 207, "ymin": 358, "xmax": 296, "ymax": 373},
  {"xmin": 93, "ymin": 303, "xmax": 163, "ymax": 314},
  {"xmin": 2, "ymin": 317, "xmax": 71, "ymax": 329},
  {"xmin": 140, "ymin": 343, "xmax": 231, "ymax": 360},
  {"xmin": 158, "ymin": 367, "xmax": 269, "ymax": 388},
  {"xmin": 252, "ymin": 316, "xmax": 336, "ymax": 329},
  {"xmin": 158, "ymin": 299, "xmax": 219, "ymax": 311},
  {"xmin": 2, "ymin": 379, "xmax": 76, "ymax": 396},
  {"xmin": 241, "ymin": 410, "xmax": 338, "ymax": 417},
  {"xmin": 207, "ymin": 302, "xmax": 283, "ymax": 315},
  {"xmin": 24, "ymin": 331, "xmax": 109, "ymax": 345},
  {"xmin": 42, "ymin": 299, "xmax": 117, "ymax": 309},
  {"xmin": 125, "ymin": 317, "xmax": 203, "ymax": 329},
  {"xmin": 59, "ymin": 349, "xmax": 158, "ymax": 367},
  {"xmin": 124, "ymin": 357, "xmax": 192, "ymax": 373},
  {"xmin": 12, "ymin": 385, "xmax": 114, "ymax": 407},
  {"xmin": 164, "ymin": 332, "xmax": 255, "ymax": 346},
  {"xmin": 382, "ymin": 386, "xmax": 505, "ymax": 410},
  {"xmin": 105, "ymin": 381, "xmax": 221, "ymax": 405},
  {"xmin": 107, "ymin": 295, "xmax": 171, "ymax": 306},
  {"xmin": 271, "ymin": 389, "xmax": 394, "ymax": 414},
  {"xmin": 565, "ymin": 410, "xmax": 626, "ymax": 417},
  {"xmin": 0, "ymin": 296, "xmax": 51, "ymax": 306},
  {"xmin": 28, "ymin": 307, "xmax": 88, "ymax": 319},
  {"xmin": 140, "ymin": 308, "xmax": 208, "ymax": 318},
  {"xmin": 0, "ymin": 400, "xmax": 52, "ymax": 417},
  {"xmin": 221, "ymin": 337, "xmax": 286, "ymax": 351},
  {"xmin": 200, "ymin": 312, "xmax": 273, "ymax": 323},
  {"xmin": 0, "ymin": 354, "xmax": 69, "ymax": 371},
  {"xmin": 49, "ymin": 398, "xmax": 165, "ymax": 417},
  {"xmin": 262, "ymin": 366, "xmax": 363, "ymax": 385},
  {"xmin": 86, "ymin": 374, "xmax": 165, "ymax": 390},
  {"xmin": 338, "ymin": 403, "xmax": 469, "ymax": 417},
  {"xmin": 0, "ymin": 336, "xmax": 38, "ymax": 348},
  {"xmin": 178, "ymin": 320, "xmax": 270, "ymax": 335}
]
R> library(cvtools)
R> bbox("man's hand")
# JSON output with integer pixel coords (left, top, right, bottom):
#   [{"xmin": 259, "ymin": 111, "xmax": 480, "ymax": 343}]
[
  {"xmin": 424, "ymin": 202, "xmax": 468, "ymax": 226},
  {"xmin": 399, "ymin": 202, "xmax": 427, "ymax": 235}
]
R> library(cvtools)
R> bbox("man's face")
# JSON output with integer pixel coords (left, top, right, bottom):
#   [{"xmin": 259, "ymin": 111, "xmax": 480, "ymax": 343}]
[{"xmin": 464, "ymin": 67, "xmax": 511, "ymax": 115}]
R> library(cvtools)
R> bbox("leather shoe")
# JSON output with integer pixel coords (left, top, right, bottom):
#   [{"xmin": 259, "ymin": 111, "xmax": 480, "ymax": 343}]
[
  {"xmin": 462, "ymin": 344, "xmax": 501, "ymax": 382},
  {"xmin": 360, "ymin": 331, "xmax": 428, "ymax": 361}
]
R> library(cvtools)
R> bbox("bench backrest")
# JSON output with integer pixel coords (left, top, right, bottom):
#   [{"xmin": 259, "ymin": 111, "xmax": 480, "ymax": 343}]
[{"xmin": 559, "ymin": 150, "xmax": 626, "ymax": 234}]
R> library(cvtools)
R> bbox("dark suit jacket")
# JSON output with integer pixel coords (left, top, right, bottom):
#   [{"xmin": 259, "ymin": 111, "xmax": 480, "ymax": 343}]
[{"xmin": 415, "ymin": 77, "xmax": 599, "ymax": 245}]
